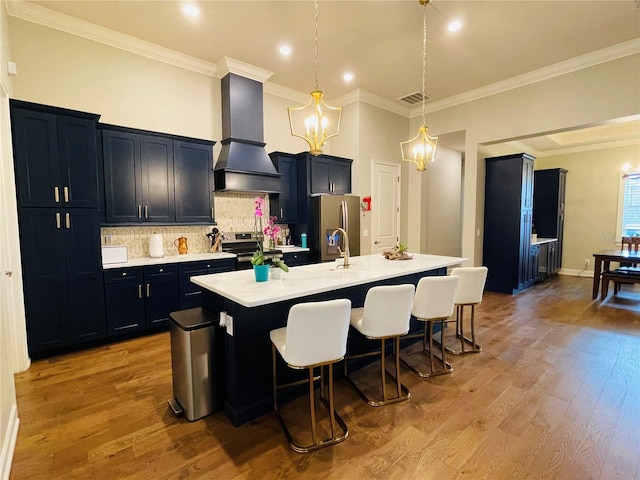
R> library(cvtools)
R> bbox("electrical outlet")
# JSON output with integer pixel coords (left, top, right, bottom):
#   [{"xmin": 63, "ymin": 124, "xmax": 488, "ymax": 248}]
[{"xmin": 584, "ymin": 258, "xmax": 590, "ymax": 268}]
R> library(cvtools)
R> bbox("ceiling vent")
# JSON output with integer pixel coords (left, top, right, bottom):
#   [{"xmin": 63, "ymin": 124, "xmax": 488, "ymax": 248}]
[{"xmin": 398, "ymin": 91, "xmax": 430, "ymax": 105}]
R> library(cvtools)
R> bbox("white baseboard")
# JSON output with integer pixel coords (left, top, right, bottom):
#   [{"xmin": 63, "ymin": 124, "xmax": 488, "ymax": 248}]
[
  {"xmin": 558, "ymin": 268, "xmax": 594, "ymax": 278},
  {"xmin": 0, "ymin": 404, "xmax": 19, "ymax": 480}
]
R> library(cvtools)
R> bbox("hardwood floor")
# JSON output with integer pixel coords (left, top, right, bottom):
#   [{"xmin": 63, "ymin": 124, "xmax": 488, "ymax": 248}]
[{"xmin": 10, "ymin": 276, "xmax": 640, "ymax": 480}]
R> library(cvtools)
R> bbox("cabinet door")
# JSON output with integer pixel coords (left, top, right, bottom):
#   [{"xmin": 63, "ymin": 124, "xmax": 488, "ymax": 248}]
[
  {"xmin": 521, "ymin": 158, "xmax": 535, "ymax": 210},
  {"xmin": 144, "ymin": 265, "xmax": 179, "ymax": 328},
  {"xmin": 178, "ymin": 259, "xmax": 236, "ymax": 310},
  {"xmin": 548, "ymin": 241, "xmax": 559, "ymax": 275},
  {"xmin": 270, "ymin": 154, "xmax": 298, "ymax": 223},
  {"xmin": 518, "ymin": 210, "xmax": 533, "ymax": 290},
  {"xmin": 140, "ymin": 135, "xmax": 175, "ymax": 222},
  {"xmin": 11, "ymin": 109, "xmax": 61, "ymax": 207},
  {"xmin": 63, "ymin": 209, "xmax": 106, "ymax": 342},
  {"xmin": 283, "ymin": 251, "xmax": 311, "ymax": 267},
  {"xmin": 330, "ymin": 160, "xmax": 352, "ymax": 194},
  {"xmin": 174, "ymin": 141, "xmax": 213, "ymax": 223},
  {"xmin": 18, "ymin": 208, "xmax": 68, "ymax": 353},
  {"xmin": 105, "ymin": 281, "xmax": 146, "ymax": 335},
  {"xmin": 310, "ymin": 156, "xmax": 332, "ymax": 193},
  {"xmin": 103, "ymin": 130, "xmax": 143, "ymax": 223},
  {"xmin": 57, "ymin": 116, "xmax": 100, "ymax": 208}
]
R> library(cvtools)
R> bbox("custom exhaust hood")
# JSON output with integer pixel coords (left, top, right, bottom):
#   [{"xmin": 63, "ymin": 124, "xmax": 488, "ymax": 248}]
[{"xmin": 214, "ymin": 67, "xmax": 282, "ymax": 194}]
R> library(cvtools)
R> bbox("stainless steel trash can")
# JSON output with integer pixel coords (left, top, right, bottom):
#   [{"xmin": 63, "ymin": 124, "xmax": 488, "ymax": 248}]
[{"xmin": 169, "ymin": 308, "xmax": 223, "ymax": 421}]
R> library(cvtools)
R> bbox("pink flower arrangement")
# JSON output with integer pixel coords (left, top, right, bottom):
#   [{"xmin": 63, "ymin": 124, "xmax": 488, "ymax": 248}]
[{"xmin": 251, "ymin": 196, "xmax": 288, "ymax": 271}]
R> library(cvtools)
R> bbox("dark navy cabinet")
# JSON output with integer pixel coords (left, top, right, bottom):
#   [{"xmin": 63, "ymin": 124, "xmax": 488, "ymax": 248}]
[
  {"xmin": 178, "ymin": 258, "xmax": 236, "ymax": 309},
  {"xmin": 174, "ymin": 140, "xmax": 214, "ymax": 223},
  {"xmin": 483, "ymin": 153, "xmax": 536, "ymax": 294},
  {"xmin": 104, "ymin": 265, "xmax": 179, "ymax": 335},
  {"xmin": 307, "ymin": 154, "xmax": 352, "ymax": 194},
  {"xmin": 18, "ymin": 208, "xmax": 106, "ymax": 354},
  {"xmin": 269, "ymin": 152, "xmax": 299, "ymax": 224},
  {"xmin": 11, "ymin": 101, "xmax": 100, "ymax": 209},
  {"xmin": 534, "ymin": 168, "xmax": 567, "ymax": 275},
  {"xmin": 102, "ymin": 126, "xmax": 214, "ymax": 225},
  {"xmin": 102, "ymin": 129, "xmax": 175, "ymax": 223},
  {"xmin": 282, "ymin": 251, "xmax": 312, "ymax": 267}
]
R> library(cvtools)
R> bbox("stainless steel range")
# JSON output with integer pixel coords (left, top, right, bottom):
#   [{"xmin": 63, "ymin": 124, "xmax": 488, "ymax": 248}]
[{"xmin": 221, "ymin": 231, "xmax": 283, "ymax": 270}]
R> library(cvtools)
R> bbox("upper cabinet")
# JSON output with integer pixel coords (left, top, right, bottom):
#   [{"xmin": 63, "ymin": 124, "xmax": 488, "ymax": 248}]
[
  {"xmin": 11, "ymin": 101, "xmax": 101, "ymax": 209},
  {"xmin": 269, "ymin": 152, "xmax": 299, "ymax": 224},
  {"xmin": 307, "ymin": 153, "xmax": 352, "ymax": 194},
  {"xmin": 174, "ymin": 141, "xmax": 214, "ymax": 223},
  {"xmin": 102, "ymin": 125, "xmax": 214, "ymax": 225}
]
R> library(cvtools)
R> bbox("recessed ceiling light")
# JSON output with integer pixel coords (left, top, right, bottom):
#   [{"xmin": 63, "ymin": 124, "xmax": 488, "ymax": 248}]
[
  {"xmin": 343, "ymin": 73, "xmax": 354, "ymax": 82},
  {"xmin": 182, "ymin": 3, "xmax": 200, "ymax": 18},
  {"xmin": 279, "ymin": 45, "xmax": 292, "ymax": 56},
  {"xmin": 448, "ymin": 20, "xmax": 462, "ymax": 32}
]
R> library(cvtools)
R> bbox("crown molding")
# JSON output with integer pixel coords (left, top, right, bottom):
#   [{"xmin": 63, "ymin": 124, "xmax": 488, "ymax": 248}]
[
  {"xmin": 5, "ymin": 0, "xmax": 218, "ymax": 76},
  {"xmin": 263, "ymin": 82, "xmax": 309, "ymax": 104},
  {"xmin": 416, "ymin": 38, "xmax": 640, "ymax": 117},
  {"xmin": 332, "ymin": 89, "xmax": 411, "ymax": 117},
  {"xmin": 535, "ymin": 137, "xmax": 640, "ymax": 157},
  {"xmin": 216, "ymin": 57, "xmax": 272, "ymax": 83}
]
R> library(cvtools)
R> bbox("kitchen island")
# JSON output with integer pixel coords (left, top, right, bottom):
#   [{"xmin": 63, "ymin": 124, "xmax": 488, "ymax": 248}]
[{"xmin": 191, "ymin": 252, "xmax": 466, "ymax": 426}]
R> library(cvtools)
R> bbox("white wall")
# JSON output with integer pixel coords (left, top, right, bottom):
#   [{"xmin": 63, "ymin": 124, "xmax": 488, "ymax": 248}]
[
  {"xmin": 535, "ymin": 144, "xmax": 640, "ymax": 273},
  {"xmin": 417, "ymin": 54, "xmax": 640, "ymax": 265}
]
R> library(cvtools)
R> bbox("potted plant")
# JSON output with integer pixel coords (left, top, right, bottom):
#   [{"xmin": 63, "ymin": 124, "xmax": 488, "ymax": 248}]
[
  {"xmin": 270, "ymin": 257, "xmax": 289, "ymax": 279},
  {"xmin": 252, "ymin": 197, "xmax": 270, "ymax": 282}
]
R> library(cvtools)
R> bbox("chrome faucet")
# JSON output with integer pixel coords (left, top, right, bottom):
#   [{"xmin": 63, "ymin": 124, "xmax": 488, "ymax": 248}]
[{"xmin": 330, "ymin": 228, "xmax": 350, "ymax": 268}]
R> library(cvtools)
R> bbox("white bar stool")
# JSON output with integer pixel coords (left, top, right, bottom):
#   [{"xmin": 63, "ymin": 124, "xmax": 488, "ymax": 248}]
[
  {"xmin": 344, "ymin": 284, "xmax": 415, "ymax": 406},
  {"xmin": 446, "ymin": 267, "xmax": 488, "ymax": 354},
  {"xmin": 270, "ymin": 298, "xmax": 351, "ymax": 453},
  {"xmin": 401, "ymin": 275, "xmax": 459, "ymax": 378}
]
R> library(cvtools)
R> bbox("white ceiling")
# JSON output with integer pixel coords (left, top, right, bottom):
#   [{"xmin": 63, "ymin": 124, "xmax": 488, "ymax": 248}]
[{"xmin": 12, "ymin": 0, "xmax": 640, "ymax": 153}]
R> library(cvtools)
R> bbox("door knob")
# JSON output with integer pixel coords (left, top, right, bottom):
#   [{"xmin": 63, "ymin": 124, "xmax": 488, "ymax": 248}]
[
  {"xmin": 374, "ymin": 241, "xmax": 381, "ymax": 245},
  {"xmin": 4, "ymin": 271, "xmax": 12, "ymax": 277}
]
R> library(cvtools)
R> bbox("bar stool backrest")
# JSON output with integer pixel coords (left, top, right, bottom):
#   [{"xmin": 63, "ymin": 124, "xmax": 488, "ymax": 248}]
[
  {"xmin": 357, "ymin": 284, "xmax": 415, "ymax": 337},
  {"xmin": 412, "ymin": 276, "xmax": 459, "ymax": 320},
  {"xmin": 450, "ymin": 267, "xmax": 488, "ymax": 305},
  {"xmin": 284, "ymin": 298, "xmax": 352, "ymax": 367},
  {"xmin": 622, "ymin": 236, "xmax": 640, "ymax": 253}
]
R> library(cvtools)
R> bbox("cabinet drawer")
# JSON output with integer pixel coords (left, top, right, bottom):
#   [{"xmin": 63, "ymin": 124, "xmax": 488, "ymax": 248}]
[
  {"xmin": 283, "ymin": 252, "xmax": 312, "ymax": 267},
  {"xmin": 144, "ymin": 264, "xmax": 178, "ymax": 279},
  {"xmin": 104, "ymin": 267, "xmax": 144, "ymax": 284}
]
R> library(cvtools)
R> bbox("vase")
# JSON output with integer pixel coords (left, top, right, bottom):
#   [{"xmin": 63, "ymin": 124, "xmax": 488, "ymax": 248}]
[{"xmin": 253, "ymin": 264, "xmax": 269, "ymax": 282}]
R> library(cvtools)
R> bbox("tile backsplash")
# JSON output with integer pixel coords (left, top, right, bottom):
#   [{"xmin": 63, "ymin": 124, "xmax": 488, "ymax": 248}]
[{"xmin": 101, "ymin": 192, "xmax": 272, "ymax": 258}]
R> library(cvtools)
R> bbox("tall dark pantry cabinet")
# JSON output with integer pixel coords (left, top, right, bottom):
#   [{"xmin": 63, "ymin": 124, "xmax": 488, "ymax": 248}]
[
  {"xmin": 10, "ymin": 100, "xmax": 106, "ymax": 355},
  {"xmin": 483, "ymin": 153, "xmax": 536, "ymax": 294}
]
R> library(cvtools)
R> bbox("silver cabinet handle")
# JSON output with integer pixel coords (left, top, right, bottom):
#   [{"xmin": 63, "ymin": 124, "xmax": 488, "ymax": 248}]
[
  {"xmin": 54, "ymin": 186, "xmax": 60, "ymax": 203},
  {"xmin": 280, "ymin": 208, "xmax": 284, "ymax": 218},
  {"xmin": 146, "ymin": 283, "xmax": 150, "ymax": 297},
  {"xmin": 138, "ymin": 284, "xmax": 142, "ymax": 299},
  {"xmin": 55, "ymin": 212, "xmax": 61, "ymax": 229},
  {"xmin": 63, "ymin": 186, "xmax": 69, "ymax": 203},
  {"xmin": 211, "ymin": 208, "xmax": 214, "ymax": 219},
  {"xmin": 65, "ymin": 213, "xmax": 70, "ymax": 229},
  {"xmin": 144, "ymin": 205, "xmax": 148, "ymax": 218},
  {"xmin": 137, "ymin": 205, "xmax": 142, "ymax": 218}
]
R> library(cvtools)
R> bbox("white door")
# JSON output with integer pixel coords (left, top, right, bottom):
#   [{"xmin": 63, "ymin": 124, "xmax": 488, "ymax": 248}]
[{"xmin": 371, "ymin": 161, "xmax": 401, "ymax": 253}]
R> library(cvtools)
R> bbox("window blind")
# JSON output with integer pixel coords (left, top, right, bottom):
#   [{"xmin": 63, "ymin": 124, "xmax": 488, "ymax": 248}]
[{"xmin": 622, "ymin": 173, "xmax": 640, "ymax": 237}]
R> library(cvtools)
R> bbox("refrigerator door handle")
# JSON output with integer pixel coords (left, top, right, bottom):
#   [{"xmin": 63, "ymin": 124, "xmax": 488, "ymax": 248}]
[{"xmin": 342, "ymin": 200, "xmax": 349, "ymax": 236}]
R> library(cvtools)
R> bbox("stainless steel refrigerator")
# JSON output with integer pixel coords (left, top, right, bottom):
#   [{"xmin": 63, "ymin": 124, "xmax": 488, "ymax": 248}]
[{"xmin": 310, "ymin": 194, "xmax": 361, "ymax": 262}]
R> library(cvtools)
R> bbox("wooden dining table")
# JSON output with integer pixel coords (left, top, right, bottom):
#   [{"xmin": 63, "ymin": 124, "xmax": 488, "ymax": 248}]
[{"xmin": 592, "ymin": 249, "xmax": 640, "ymax": 299}]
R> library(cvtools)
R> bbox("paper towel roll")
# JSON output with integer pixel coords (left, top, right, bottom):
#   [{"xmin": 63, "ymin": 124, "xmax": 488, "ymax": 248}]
[{"xmin": 149, "ymin": 234, "xmax": 164, "ymax": 258}]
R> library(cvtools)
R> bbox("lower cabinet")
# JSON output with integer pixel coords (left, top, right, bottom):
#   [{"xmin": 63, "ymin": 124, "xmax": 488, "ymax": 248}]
[
  {"xmin": 528, "ymin": 244, "xmax": 540, "ymax": 287},
  {"xmin": 283, "ymin": 251, "xmax": 312, "ymax": 267},
  {"xmin": 104, "ymin": 265, "xmax": 179, "ymax": 336},
  {"xmin": 19, "ymin": 208, "xmax": 106, "ymax": 355},
  {"xmin": 178, "ymin": 258, "xmax": 236, "ymax": 309}
]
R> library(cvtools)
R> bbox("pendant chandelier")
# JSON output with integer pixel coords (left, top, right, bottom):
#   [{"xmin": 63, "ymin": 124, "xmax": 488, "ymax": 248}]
[
  {"xmin": 400, "ymin": 0, "xmax": 438, "ymax": 172},
  {"xmin": 288, "ymin": 0, "xmax": 342, "ymax": 156}
]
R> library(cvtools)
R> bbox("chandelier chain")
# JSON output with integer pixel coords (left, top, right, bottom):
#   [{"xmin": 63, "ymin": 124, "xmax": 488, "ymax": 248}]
[
  {"xmin": 314, "ymin": 0, "xmax": 320, "ymax": 92},
  {"xmin": 421, "ymin": 0, "xmax": 427, "ymax": 126}
]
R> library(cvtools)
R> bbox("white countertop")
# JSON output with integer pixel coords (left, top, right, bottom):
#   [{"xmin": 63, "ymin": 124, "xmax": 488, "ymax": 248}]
[
  {"xmin": 102, "ymin": 252, "xmax": 237, "ymax": 269},
  {"xmin": 191, "ymin": 253, "xmax": 467, "ymax": 308},
  {"xmin": 531, "ymin": 237, "xmax": 558, "ymax": 246}
]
